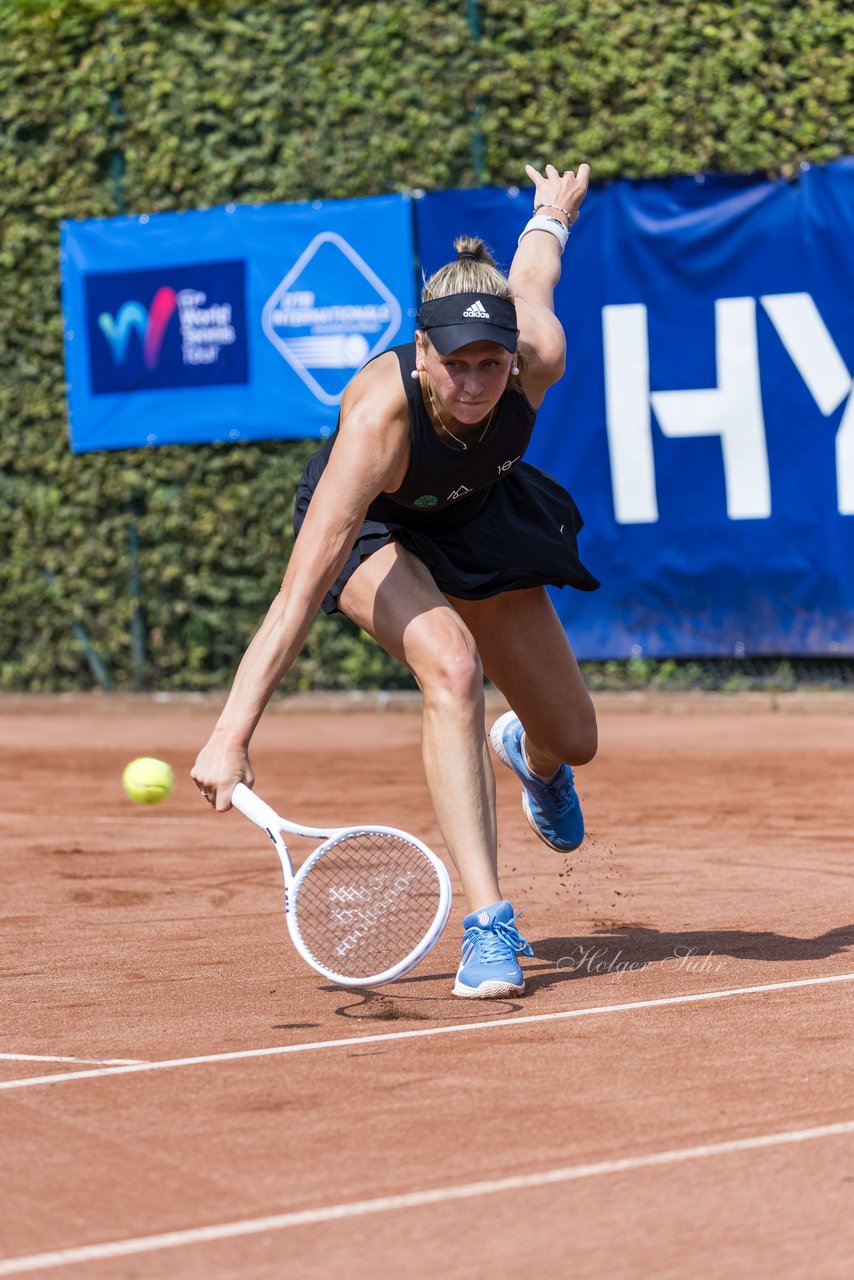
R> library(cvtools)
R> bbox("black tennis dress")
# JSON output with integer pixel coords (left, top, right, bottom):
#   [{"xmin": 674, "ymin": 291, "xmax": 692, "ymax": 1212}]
[{"xmin": 293, "ymin": 343, "xmax": 600, "ymax": 615}]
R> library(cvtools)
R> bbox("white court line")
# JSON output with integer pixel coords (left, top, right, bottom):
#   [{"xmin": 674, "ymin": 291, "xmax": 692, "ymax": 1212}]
[
  {"xmin": 0, "ymin": 1054, "xmax": 144, "ymax": 1066},
  {"xmin": 0, "ymin": 1117, "xmax": 851, "ymax": 1275},
  {"xmin": 1, "ymin": 971, "xmax": 852, "ymax": 1094}
]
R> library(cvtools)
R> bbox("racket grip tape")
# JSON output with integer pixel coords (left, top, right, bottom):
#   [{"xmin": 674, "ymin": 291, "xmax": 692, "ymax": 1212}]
[{"xmin": 231, "ymin": 782, "xmax": 283, "ymax": 835}]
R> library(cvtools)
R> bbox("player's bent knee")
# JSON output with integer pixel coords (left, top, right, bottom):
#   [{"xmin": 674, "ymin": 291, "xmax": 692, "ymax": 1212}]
[
  {"xmin": 573, "ymin": 713, "xmax": 599, "ymax": 764},
  {"xmin": 429, "ymin": 648, "xmax": 484, "ymax": 707},
  {"xmin": 547, "ymin": 716, "xmax": 598, "ymax": 767},
  {"xmin": 413, "ymin": 627, "xmax": 484, "ymax": 708},
  {"xmin": 570, "ymin": 729, "xmax": 598, "ymax": 767}
]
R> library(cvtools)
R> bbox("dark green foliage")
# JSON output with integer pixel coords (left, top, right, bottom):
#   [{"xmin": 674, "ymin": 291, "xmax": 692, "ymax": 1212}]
[
  {"xmin": 478, "ymin": 0, "xmax": 853, "ymax": 180},
  {"xmin": 1, "ymin": 1, "xmax": 851, "ymax": 689}
]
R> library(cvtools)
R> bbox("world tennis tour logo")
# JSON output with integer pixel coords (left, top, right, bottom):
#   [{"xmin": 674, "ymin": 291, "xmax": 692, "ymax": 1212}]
[
  {"xmin": 262, "ymin": 232, "xmax": 402, "ymax": 407},
  {"xmin": 85, "ymin": 261, "xmax": 248, "ymax": 395}
]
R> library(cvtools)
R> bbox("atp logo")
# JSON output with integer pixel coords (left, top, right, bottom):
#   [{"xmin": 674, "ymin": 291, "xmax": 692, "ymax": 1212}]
[
  {"xmin": 85, "ymin": 261, "xmax": 248, "ymax": 396},
  {"xmin": 98, "ymin": 287, "xmax": 177, "ymax": 371}
]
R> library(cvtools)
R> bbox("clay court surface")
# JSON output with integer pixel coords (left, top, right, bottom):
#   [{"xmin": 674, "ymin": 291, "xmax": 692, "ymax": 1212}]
[{"xmin": 1, "ymin": 690, "xmax": 852, "ymax": 1278}]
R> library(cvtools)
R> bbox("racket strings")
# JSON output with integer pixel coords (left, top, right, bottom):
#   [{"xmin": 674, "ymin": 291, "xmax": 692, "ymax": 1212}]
[{"xmin": 293, "ymin": 831, "xmax": 442, "ymax": 981}]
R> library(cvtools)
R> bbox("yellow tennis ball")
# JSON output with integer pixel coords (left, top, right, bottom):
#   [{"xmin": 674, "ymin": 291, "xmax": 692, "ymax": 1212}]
[{"xmin": 122, "ymin": 757, "xmax": 174, "ymax": 805}]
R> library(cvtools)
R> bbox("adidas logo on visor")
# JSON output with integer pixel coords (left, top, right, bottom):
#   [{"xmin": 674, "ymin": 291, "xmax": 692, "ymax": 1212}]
[{"xmin": 462, "ymin": 299, "xmax": 490, "ymax": 319}]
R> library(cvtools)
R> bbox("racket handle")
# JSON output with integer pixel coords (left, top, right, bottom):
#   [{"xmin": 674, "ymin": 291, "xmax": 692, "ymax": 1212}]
[{"xmin": 231, "ymin": 782, "xmax": 283, "ymax": 835}]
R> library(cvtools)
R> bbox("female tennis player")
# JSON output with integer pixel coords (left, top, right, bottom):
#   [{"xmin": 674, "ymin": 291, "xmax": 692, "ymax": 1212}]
[{"xmin": 192, "ymin": 161, "xmax": 599, "ymax": 998}]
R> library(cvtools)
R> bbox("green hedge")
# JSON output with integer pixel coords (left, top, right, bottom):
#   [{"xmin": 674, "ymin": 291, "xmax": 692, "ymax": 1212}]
[{"xmin": 1, "ymin": 0, "xmax": 852, "ymax": 690}]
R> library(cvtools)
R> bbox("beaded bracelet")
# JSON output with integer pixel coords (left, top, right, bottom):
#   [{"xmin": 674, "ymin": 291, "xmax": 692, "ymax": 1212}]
[
  {"xmin": 534, "ymin": 202, "xmax": 574, "ymax": 222},
  {"xmin": 517, "ymin": 214, "xmax": 569, "ymax": 251}
]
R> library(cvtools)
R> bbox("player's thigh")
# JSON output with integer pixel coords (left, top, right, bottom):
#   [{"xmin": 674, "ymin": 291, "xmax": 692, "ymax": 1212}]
[
  {"xmin": 338, "ymin": 541, "xmax": 482, "ymax": 695},
  {"xmin": 449, "ymin": 587, "xmax": 597, "ymax": 762}
]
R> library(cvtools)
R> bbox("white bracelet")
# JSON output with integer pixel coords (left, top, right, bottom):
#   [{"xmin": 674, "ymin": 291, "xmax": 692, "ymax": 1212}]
[{"xmin": 518, "ymin": 214, "xmax": 569, "ymax": 252}]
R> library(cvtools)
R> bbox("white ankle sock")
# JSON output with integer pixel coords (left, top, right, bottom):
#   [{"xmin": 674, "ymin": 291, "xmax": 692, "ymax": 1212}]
[{"xmin": 521, "ymin": 734, "xmax": 561, "ymax": 783}]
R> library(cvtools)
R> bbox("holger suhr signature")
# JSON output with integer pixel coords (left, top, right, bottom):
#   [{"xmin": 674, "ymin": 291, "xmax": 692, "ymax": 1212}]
[{"xmin": 556, "ymin": 944, "xmax": 728, "ymax": 979}]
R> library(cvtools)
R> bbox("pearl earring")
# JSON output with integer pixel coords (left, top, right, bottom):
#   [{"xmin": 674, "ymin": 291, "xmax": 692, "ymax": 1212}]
[
  {"xmin": 410, "ymin": 368, "xmax": 420, "ymax": 380},
  {"xmin": 511, "ymin": 364, "xmax": 520, "ymax": 375}
]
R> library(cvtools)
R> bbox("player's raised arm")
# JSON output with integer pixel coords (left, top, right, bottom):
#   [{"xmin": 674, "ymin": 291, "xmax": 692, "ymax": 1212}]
[{"xmin": 509, "ymin": 161, "xmax": 590, "ymax": 404}]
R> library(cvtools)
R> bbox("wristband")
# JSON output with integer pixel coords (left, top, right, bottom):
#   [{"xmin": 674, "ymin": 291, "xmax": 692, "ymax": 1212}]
[{"xmin": 518, "ymin": 214, "xmax": 569, "ymax": 252}]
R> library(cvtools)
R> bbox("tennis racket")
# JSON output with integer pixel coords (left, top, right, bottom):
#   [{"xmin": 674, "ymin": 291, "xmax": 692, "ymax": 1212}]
[{"xmin": 231, "ymin": 782, "xmax": 452, "ymax": 988}]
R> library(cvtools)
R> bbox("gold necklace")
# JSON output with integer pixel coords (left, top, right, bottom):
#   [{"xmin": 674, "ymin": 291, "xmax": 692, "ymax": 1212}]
[{"xmin": 425, "ymin": 379, "xmax": 495, "ymax": 451}]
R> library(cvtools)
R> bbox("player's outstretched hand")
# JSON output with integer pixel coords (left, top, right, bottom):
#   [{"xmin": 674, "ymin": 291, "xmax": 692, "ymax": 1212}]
[
  {"xmin": 525, "ymin": 162, "xmax": 590, "ymax": 224},
  {"xmin": 190, "ymin": 740, "xmax": 254, "ymax": 812}
]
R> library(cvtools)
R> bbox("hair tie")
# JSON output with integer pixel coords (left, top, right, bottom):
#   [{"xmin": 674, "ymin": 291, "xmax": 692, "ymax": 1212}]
[{"xmin": 457, "ymin": 250, "xmax": 479, "ymax": 261}]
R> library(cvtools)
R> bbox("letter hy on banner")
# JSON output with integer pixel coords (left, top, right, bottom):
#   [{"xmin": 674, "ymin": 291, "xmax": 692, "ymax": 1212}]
[{"xmin": 60, "ymin": 194, "xmax": 415, "ymax": 452}]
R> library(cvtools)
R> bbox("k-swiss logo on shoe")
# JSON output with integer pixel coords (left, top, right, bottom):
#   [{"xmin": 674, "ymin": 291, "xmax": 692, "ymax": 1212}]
[
  {"xmin": 462, "ymin": 299, "xmax": 490, "ymax": 319},
  {"xmin": 477, "ymin": 910, "xmax": 490, "ymax": 926},
  {"xmin": 447, "ymin": 484, "xmax": 473, "ymax": 501}
]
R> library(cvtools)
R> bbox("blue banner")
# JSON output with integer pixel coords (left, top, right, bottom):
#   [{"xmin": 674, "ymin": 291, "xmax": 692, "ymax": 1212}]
[
  {"xmin": 61, "ymin": 194, "xmax": 416, "ymax": 451},
  {"xmin": 416, "ymin": 161, "xmax": 854, "ymax": 658}
]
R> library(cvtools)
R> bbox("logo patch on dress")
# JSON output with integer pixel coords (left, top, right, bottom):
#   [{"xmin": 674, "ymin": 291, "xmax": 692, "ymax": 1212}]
[{"xmin": 413, "ymin": 494, "xmax": 438, "ymax": 508}]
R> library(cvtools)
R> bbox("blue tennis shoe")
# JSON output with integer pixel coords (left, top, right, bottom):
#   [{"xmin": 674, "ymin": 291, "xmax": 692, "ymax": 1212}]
[
  {"xmin": 490, "ymin": 711, "xmax": 584, "ymax": 853},
  {"xmin": 453, "ymin": 899, "xmax": 533, "ymax": 999}
]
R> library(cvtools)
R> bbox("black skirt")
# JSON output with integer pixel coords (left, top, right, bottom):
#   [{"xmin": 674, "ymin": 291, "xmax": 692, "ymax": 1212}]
[{"xmin": 293, "ymin": 461, "xmax": 600, "ymax": 616}]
